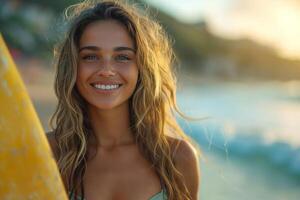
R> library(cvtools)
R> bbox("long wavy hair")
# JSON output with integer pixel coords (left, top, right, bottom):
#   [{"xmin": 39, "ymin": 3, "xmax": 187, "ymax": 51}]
[{"xmin": 50, "ymin": 0, "xmax": 197, "ymax": 199}]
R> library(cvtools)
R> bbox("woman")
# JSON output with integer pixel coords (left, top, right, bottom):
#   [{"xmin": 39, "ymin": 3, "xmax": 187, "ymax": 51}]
[{"xmin": 47, "ymin": 0, "xmax": 200, "ymax": 199}]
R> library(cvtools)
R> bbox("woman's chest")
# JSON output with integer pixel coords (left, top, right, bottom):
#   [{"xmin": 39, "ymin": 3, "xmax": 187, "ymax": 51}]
[{"xmin": 80, "ymin": 148, "xmax": 162, "ymax": 200}]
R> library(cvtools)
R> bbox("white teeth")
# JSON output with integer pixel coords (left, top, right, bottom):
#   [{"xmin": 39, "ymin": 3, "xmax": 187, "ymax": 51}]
[{"xmin": 93, "ymin": 84, "xmax": 120, "ymax": 90}]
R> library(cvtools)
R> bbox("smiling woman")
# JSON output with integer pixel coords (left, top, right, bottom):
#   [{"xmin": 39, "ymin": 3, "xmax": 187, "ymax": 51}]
[
  {"xmin": 46, "ymin": 1, "xmax": 200, "ymax": 200},
  {"xmin": 76, "ymin": 19, "xmax": 138, "ymax": 110}
]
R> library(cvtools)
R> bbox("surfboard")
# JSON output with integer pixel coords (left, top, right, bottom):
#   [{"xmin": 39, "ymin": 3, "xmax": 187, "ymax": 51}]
[{"xmin": 0, "ymin": 34, "xmax": 68, "ymax": 199}]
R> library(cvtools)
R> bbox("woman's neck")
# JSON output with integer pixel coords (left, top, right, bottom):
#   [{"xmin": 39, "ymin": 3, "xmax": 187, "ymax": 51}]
[{"xmin": 87, "ymin": 104, "xmax": 135, "ymax": 149}]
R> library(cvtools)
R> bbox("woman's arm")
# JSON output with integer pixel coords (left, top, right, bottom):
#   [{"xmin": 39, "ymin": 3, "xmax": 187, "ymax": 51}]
[{"xmin": 173, "ymin": 139, "xmax": 200, "ymax": 200}]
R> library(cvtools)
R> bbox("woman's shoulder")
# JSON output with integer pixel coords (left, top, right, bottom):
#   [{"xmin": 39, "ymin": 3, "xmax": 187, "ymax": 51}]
[
  {"xmin": 166, "ymin": 136, "xmax": 200, "ymax": 199},
  {"xmin": 166, "ymin": 136, "xmax": 198, "ymax": 163}
]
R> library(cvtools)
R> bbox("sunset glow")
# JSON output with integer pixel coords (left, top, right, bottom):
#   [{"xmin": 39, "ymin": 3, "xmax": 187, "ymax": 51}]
[{"xmin": 147, "ymin": 0, "xmax": 300, "ymax": 59}]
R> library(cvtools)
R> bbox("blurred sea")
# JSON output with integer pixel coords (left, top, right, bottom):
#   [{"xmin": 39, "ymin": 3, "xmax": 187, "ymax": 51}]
[
  {"xmin": 27, "ymin": 69, "xmax": 300, "ymax": 200},
  {"xmin": 177, "ymin": 79, "xmax": 300, "ymax": 200}
]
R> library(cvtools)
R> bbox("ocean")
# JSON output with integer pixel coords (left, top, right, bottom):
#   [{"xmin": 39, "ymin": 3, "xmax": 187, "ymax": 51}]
[{"xmin": 177, "ymin": 80, "xmax": 300, "ymax": 200}]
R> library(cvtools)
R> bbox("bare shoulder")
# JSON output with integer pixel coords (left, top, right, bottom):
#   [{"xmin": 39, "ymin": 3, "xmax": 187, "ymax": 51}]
[
  {"xmin": 167, "ymin": 136, "xmax": 200, "ymax": 199},
  {"xmin": 46, "ymin": 130, "xmax": 59, "ymax": 161}
]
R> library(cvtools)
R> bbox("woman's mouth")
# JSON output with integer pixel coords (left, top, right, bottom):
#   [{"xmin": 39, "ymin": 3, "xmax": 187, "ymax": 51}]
[{"xmin": 90, "ymin": 83, "xmax": 123, "ymax": 91}]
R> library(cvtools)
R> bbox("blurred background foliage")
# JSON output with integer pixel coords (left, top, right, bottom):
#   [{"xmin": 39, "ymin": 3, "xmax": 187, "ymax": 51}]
[{"xmin": 1, "ymin": 0, "xmax": 300, "ymax": 80}]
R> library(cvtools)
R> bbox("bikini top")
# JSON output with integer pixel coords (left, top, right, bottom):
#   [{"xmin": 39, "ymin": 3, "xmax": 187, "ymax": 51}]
[
  {"xmin": 69, "ymin": 175, "xmax": 167, "ymax": 200},
  {"xmin": 68, "ymin": 189, "xmax": 167, "ymax": 200}
]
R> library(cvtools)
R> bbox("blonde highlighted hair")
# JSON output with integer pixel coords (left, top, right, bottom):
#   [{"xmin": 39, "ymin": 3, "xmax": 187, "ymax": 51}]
[{"xmin": 50, "ymin": 0, "xmax": 197, "ymax": 199}]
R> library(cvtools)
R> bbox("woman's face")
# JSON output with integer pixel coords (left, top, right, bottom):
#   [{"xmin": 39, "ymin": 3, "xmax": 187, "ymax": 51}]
[{"xmin": 76, "ymin": 19, "xmax": 138, "ymax": 111}]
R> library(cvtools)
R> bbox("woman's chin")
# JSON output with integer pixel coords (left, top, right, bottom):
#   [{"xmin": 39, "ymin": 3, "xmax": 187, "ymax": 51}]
[{"xmin": 89, "ymin": 101, "xmax": 127, "ymax": 111}]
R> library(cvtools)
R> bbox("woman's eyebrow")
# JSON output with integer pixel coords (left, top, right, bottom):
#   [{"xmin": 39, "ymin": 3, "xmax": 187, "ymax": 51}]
[
  {"xmin": 114, "ymin": 46, "xmax": 136, "ymax": 53},
  {"xmin": 79, "ymin": 46, "xmax": 100, "ymax": 52},
  {"xmin": 79, "ymin": 46, "xmax": 136, "ymax": 53}
]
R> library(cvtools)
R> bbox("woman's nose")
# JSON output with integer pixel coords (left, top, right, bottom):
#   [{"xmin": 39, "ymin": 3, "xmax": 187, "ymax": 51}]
[{"xmin": 96, "ymin": 59, "xmax": 116, "ymax": 77}]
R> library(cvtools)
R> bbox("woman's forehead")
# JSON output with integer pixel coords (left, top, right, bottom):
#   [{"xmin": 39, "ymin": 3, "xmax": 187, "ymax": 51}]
[{"xmin": 79, "ymin": 19, "xmax": 135, "ymax": 49}]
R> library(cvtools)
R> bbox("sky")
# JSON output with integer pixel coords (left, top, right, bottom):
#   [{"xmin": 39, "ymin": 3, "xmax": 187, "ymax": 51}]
[{"xmin": 145, "ymin": 0, "xmax": 300, "ymax": 59}]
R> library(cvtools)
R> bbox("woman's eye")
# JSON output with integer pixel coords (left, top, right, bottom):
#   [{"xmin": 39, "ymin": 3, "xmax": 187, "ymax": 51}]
[
  {"xmin": 82, "ymin": 55, "xmax": 98, "ymax": 61},
  {"xmin": 115, "ymin": 55, "xmax": 130, "ymax": 62}
]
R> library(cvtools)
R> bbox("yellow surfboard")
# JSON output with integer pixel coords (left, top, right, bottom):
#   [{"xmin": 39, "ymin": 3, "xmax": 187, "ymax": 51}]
[{"xmin": 0, "ymin": 34, "xmax": 68, "ymax": 199}]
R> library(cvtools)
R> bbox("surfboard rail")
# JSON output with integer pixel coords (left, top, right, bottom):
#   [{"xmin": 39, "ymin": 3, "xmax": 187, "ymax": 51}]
[{"xmin": 0, "ymin": 34, "xmax": 68, "ymax": 200}]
